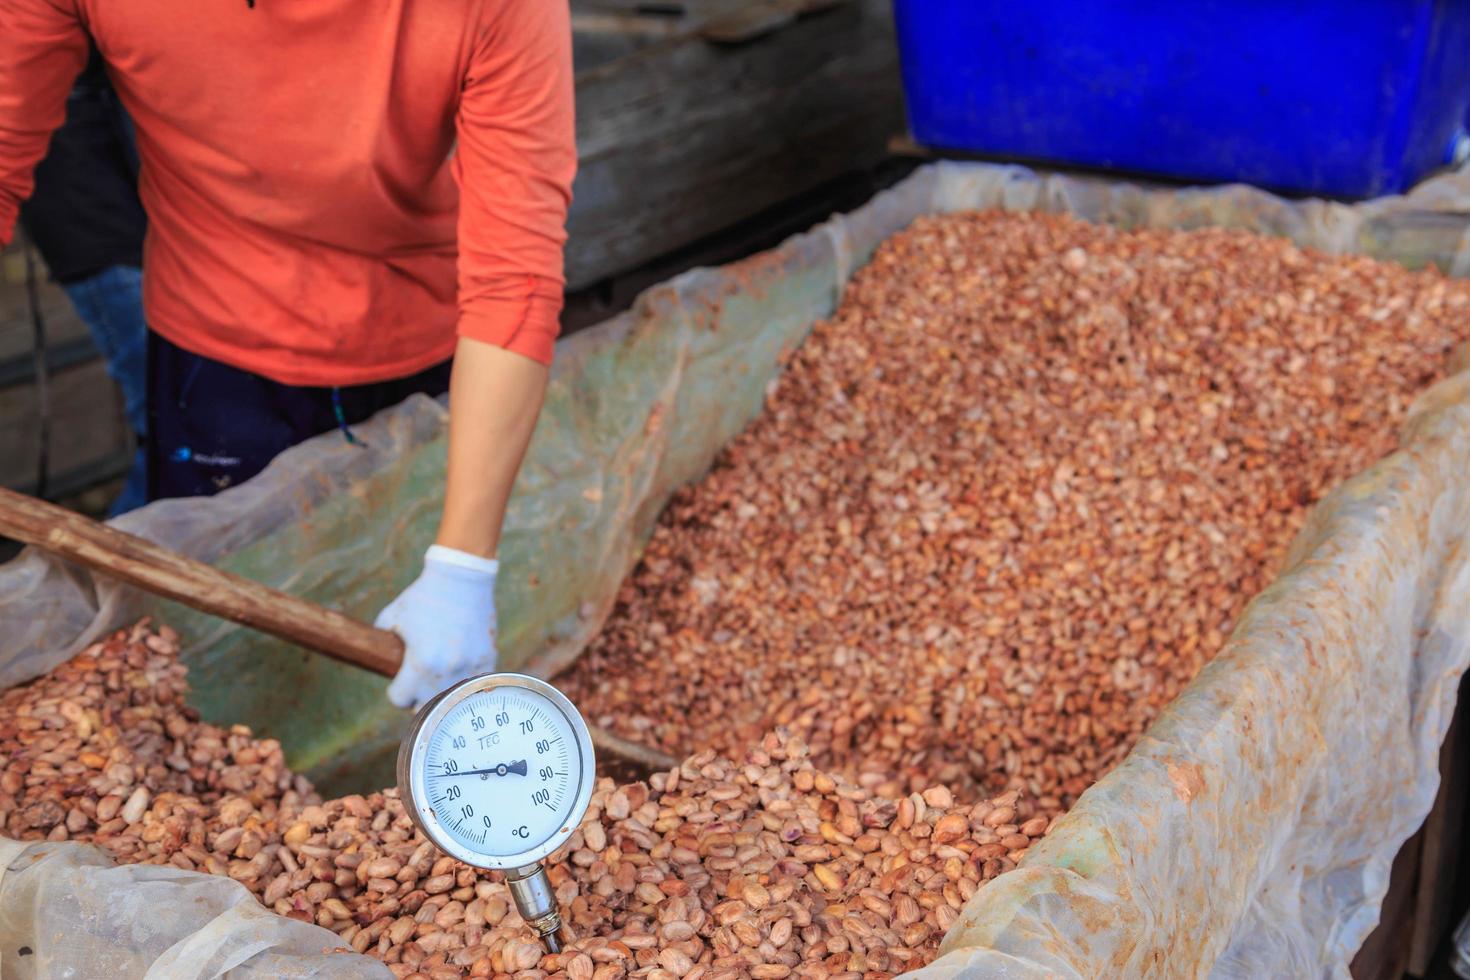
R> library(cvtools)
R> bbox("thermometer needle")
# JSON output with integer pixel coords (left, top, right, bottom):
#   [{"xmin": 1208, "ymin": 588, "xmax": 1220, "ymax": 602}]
[{"xmin": 437, "ymin": 760, "xmax": 529, "ymax": 778}]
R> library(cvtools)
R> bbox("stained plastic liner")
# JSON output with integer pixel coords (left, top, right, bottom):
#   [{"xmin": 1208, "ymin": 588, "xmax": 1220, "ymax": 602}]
[
  {"xmin": 0, "ymin": 838, "xmax": 390, "ymax": 978},
  {"xmin": 2, "ymin": 161, "xmax": 1470, "ymax": 976}
]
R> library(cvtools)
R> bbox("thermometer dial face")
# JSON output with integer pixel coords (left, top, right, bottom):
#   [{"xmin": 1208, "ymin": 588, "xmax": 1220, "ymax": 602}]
[{"xmin": 398, "ymin": 674, "xmax": 595, "ymax": 870}]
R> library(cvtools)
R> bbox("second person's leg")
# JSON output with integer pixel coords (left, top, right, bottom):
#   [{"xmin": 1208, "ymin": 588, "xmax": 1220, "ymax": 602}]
[{"xmin": 63, "ymin": 265, "xmax": 149, "ymax": 514}]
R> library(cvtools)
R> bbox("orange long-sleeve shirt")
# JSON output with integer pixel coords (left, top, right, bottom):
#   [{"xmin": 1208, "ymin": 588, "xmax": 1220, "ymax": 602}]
[{"xmin": 0, "ymin": 0, "xmax": 575, "ymax": 384}]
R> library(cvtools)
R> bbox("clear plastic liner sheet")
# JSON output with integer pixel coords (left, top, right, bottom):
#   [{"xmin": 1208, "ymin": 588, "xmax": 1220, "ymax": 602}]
[
  {"xmin": 0, "ymin": 838, "xmax": 391, "ymax": 978},
  {"xmin": 1, "ymin": 161, "xmax": 1469, "ymax": 976},
  {"xmin": 910, "ymin": 361, "xmax": 1470, "ymax": 979}
]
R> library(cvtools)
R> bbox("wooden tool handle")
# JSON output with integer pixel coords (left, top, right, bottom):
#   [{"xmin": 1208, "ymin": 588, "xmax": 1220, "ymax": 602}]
[
  {"xmin": 0, "ymin": 487, "xmax": 681, "ymax": 772},
  {"xmin": 0, "ymin": 486, "xmax": 406, "ymax": 676}
]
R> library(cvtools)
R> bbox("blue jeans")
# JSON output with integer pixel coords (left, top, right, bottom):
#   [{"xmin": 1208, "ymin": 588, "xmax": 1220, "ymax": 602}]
[{"xmin": 62, "ymin": 265, "xmax": 148, "ymax": 515}]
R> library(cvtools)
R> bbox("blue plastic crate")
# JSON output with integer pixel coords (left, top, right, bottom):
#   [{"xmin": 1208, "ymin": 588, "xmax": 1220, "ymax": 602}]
[{"xmin": 893, "ymin": 1, "xmax": 1470, "ymax": 198}]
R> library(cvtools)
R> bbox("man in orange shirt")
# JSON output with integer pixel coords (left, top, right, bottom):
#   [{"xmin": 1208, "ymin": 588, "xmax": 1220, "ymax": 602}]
[{"xmin": 0, "ymin": 0, "xmax": 577, "ymax": 709}]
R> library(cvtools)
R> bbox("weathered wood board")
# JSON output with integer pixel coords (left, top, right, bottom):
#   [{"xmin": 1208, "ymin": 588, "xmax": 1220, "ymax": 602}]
[
  {"xmin": 0, "ymin": 244, "xmax": 132, "ymax": 501},
  {"xmin": 566, "ymin": 0, "xmax": 903, "ymax": 290},
  {"xmin": 1408, "ymin": 672, "xmax": 1470, "ymax": 974},
  {"xmin": 0, "ymin": 358, "xmax": 130, "ymax": 496}
]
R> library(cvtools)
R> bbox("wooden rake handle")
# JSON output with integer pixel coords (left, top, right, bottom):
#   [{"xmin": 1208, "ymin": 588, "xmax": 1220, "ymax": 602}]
[
  {"xmin": 0, "ymin": 486, "xmax": 677, "ymax": 772},
  {"xmin": 0, "ymin": 486, "xmax": 404, "ymax": 674}
]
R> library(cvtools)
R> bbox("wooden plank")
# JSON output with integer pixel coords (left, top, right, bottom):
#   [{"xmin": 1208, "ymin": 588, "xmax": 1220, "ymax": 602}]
[
  {"xmin": 1410, "ymin": 672, "xmax": 1470, "ymax": 973},
  {"xmin": 697, "ymin": 0, "xmax": 850, "ymax": 44},
  {"xmin": 565, "ymin": 0, "xmax": 902, "ymax": 290},
  {"xmin": 888, "ymin": 133, "xmax": 938, "ymax": 160},
  {"xmin": 0, "ymin": 244, "xmax": 93, "ymax": 365},
  {"xmin": 562, "ymin": 160, "xmax": 916, "ymax": 334},
  {"xmin": 571, "ymin": 11, "xmax": 685, "ymax": 38},
  {"xmin": 1353, "ymin": 826, "xmax": 1425, "ymax": 980},
  {"xmin": 695, "ymin": 2, "xmax": 797, "ymax": 43},
  {"xmin": 0, "ymin": 356, "xmax": 130, "ymax": 493},
  {"xmin": 0, "ymin": 243, "xmax": 130, "ymax": 504}
]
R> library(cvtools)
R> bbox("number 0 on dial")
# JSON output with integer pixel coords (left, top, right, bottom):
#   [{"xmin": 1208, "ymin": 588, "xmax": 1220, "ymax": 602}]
[{"xmin": 397, "ymin": 674, "xmax": 596, "ymax": 870}]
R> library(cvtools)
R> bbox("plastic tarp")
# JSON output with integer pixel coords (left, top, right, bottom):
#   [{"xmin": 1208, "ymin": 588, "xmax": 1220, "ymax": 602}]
[
  {"xmin": 2, "ymin": 161, "xmax": 1470, "ymax": 975},
  {"xmin": 3, "ymin": 163, "xmax": 1469, "ymax": 797},
  {"xmin": 0, "ymin": 837, "xmax": 390, "ymax": 979},
  {"xmin": 912, "ymin": 357, "xmax": 1470, "ymax": 979}
]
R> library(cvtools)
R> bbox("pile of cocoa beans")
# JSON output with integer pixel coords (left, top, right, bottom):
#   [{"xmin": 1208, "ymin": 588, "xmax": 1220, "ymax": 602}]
[
  {"xmin": 563, "ymin": 210, "xmax": 1470, "ymax": 809},
  {"xmin": 0, "ymin": 623, "xmax": 1045, "ymax": 978}
]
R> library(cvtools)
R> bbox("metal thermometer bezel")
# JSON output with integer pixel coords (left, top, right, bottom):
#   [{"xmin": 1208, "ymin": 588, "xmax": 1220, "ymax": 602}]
[{"xmin": 397, "ymin": 673, "xmax": 596, "ymax": 871}]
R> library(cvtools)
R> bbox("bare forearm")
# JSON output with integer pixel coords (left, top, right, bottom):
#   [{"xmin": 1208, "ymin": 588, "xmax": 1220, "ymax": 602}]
[{"xmin": 435, "ymin": 337, "xmax": 549, "ymax": 558}]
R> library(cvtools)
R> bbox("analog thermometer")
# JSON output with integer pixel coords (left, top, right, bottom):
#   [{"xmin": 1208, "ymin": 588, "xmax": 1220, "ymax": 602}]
[{"xmin": 397, "ymin": 674, "xmax": 595, "ymax": 952}]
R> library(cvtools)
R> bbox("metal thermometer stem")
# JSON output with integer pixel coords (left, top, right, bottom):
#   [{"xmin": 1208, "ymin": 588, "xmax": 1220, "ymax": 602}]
[{"xmin": 507, "ymin": 863, "xmax": 563, "ymax": 952}]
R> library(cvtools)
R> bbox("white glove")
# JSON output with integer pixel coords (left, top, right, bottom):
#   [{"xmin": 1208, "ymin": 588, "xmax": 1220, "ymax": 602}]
[{"xmin": 376, "ymin": 545, "xmax": 499, "ymax": 709}]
